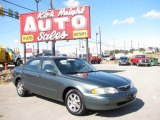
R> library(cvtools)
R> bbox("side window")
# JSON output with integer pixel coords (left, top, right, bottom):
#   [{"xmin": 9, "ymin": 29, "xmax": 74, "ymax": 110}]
[
  {"xmin": 42, "ymin": 60, "xmax": 55, "ymax": 74},
  {"xmin": 24, "ymin": 59, "xmax": 40, "ymax": 72}
]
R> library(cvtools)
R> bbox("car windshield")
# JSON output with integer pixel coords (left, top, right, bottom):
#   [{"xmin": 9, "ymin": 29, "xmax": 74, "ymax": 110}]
[
  {"xmin": 136, "ymin": 55, "xmax": 145, "ymax": 58},
  {"xmin": 120, "ymin": 57, "xmax": 128, "ymax": 60},
  {"xmin": 54, "ymin": 58, "xmax": 98, "ymax": 74}
]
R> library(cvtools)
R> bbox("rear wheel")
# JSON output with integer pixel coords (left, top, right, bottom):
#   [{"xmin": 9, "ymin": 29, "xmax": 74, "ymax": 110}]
[
  {"xmin": 147, "ymin": 64, "xmax": 151, "ymax": 67},
  {"xmin": 16, "ymin": 80, "xmax": 28, "ymax": 97},
  {"xmin": 65, "ymin": 89, "xmax": 87, "ymax": 116}
]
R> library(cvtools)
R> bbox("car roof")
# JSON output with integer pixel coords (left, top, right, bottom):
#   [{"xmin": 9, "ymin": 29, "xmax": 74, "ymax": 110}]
[
  {"xmin": 25, "ymin": 56, "xmax": 78, "ymax": 64},
  {"xmin": 33, "ymin": 56, "xmax": 78, "ymax": 60}
]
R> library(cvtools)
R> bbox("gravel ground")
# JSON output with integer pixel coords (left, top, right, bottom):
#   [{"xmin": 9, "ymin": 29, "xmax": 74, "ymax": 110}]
[{"xmin": 0, "ymin": 64, "xmax": 160, "ymax": 120}]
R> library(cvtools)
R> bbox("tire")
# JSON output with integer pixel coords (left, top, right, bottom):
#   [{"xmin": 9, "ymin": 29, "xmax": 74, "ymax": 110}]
[
  {"xmin": 15, "ymin": 59, "xmax": 21, "ymax": 66},
  {"xmin": 16, "ymin": 80, "xmax": 28, "ymax": 97},
  {"xmin": 131, "ymin": 62, "xmax": 133, "ymax": 66},
  {"xmin": 91, "ymin": 61, "xmax": 95, "ymax": 64},
  {"xmin": 147, "ymin": 64, "xmax": 151, "ymax": 67},
  {"xmin": 65, "ymin": 89, "xmax": 87, "ymax": 116}
]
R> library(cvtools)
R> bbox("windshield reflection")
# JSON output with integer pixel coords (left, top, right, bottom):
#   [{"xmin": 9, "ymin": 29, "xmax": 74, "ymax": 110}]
[{"xmin": 54, "ymin": 58, "xmax": 98, "ymax": 74}]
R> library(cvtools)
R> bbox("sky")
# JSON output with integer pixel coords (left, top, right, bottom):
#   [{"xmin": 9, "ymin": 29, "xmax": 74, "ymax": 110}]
[{"xmin": 0, "ymin": 0, "xmax": 160, "ymax": 56}]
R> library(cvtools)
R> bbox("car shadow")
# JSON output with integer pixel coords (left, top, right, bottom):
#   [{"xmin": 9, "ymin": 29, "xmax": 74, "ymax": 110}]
[
  {"xmin": 100, "ymin": 70, "xmax": 125, "ymax": 73},
  {"xmin": 34, "ymin": 94, "xmax": 144, "ymax": 117},
  {"xmin": 87, "ymin": 98, "xmax": 144, "ymax": 117}
]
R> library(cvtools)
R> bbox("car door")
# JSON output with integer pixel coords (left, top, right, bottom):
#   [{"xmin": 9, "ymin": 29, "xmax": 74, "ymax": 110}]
[
  {"xmin": 38, "ymin": 59, "xmax": 60, "ymax": 99},
  {"xmin": 22, "ymin": 59, "xmax": 42, "ymax": 94}
]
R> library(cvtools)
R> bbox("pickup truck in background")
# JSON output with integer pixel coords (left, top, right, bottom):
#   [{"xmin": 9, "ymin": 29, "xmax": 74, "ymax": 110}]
[
  {"xmin": 130, "ymin": 55, "xmax": 151, "ymax": 66},
  {"xmin": 90, "ymin": 55, "xmax": 102, "ymax": 64},
  {"xmin": 79, "ymin": 54, "xmax": 102, "ymax": 64},
  {"xmin": 0, "ymin": 47, "xmax": 22, "ymax": 66}
]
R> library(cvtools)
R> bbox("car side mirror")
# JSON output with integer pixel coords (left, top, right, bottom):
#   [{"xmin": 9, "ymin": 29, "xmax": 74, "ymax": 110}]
[{"xmin": 45, "ymin": 69, "xmax": 57, "ymax": 76}]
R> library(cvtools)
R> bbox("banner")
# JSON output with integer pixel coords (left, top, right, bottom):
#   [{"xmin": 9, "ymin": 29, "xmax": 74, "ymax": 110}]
[{"xmin": 20, "ymin": 6, "xmax": 91, "ymax": 43}]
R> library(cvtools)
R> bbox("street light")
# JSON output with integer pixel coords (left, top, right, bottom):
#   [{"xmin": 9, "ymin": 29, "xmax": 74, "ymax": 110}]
[
  {"xmin": 96, "ymin": 33, "xmax": 98, "ymax": 56},
  {"xmin": 35, "ymin": 0, "xmax": 41, "ymax": 11}
]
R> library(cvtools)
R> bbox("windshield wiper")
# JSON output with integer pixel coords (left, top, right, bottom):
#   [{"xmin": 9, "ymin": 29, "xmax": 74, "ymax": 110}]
[
  {"xmin": 88, "ymin": 70, "xmax": 99, "ymax": 73},
  {"xmin": 66, "ymin": 70, "xmax": 98, "ymax": 74}
]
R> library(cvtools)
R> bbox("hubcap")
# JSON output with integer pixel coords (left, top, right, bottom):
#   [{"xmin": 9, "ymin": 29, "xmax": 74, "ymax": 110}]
[
  {"xmin": 17, "ymin": 82, "xmax": 23, "ymax": 95},
  {"xmin": 67, "ymin": 93, "xmax": 81, "ymax": 112}
]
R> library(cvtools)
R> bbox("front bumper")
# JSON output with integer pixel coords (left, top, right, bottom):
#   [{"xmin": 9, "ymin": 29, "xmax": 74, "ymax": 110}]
[
  {"xmin": 83, "ymin": 87, "xmax": 137, "ymax": 110},
  {"xmin": 119, "ymin": 61, "xmax": 130, "ymax": 65},
  {"xmin": 139, "ymin": 62, "xmax": 150, "ymax": 66}
]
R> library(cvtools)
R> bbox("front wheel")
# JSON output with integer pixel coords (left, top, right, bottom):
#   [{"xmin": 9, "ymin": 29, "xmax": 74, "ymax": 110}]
[
  {"xmin": 91, "ymin": 61, "xmax": 95, "ymax": 64},
  {"xmin": 16, "ymin": 80, "xmax": 28, "ymax": 97},
  {"xmin": 15, "ymin": 59, "xmax": 22, "ymax": 66},
  {"xmin": 65, "ymin": 89, "xmax": 87, "ymax": 116}
]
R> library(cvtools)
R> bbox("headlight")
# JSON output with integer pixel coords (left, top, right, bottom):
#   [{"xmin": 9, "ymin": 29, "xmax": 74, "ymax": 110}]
[{"xmin": 91, "ymin": 87, "xmax": 118, "ymax": 94}]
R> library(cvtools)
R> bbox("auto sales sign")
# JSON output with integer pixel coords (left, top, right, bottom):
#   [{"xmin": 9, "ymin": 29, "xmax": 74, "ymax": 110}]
[{"xmin": 20, "ymin": 6, "xmax": 91, "ymax": 43}]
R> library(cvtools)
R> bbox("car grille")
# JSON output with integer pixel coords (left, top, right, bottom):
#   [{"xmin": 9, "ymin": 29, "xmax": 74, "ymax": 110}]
[
  {"xmin": 118, "ymin": 84, "xmax": 131, "ymax": 92},
  {"xmin": 142, "ymin": 59, "xmax": 150, "ymax": 63}
]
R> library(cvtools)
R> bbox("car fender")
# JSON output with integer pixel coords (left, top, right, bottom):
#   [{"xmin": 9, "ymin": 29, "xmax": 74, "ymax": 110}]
[{"xmin": 57, "ymin": 76, "xmax": 96, "ymax": 101}]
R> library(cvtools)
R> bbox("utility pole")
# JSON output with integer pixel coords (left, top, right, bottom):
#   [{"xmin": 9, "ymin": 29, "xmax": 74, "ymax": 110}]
[
  {"xmin": 96, "ymin": 33, "xmax": 98, "ymax": 56},
  {"xmin": 124, "ymin": 40, "xmax": 125, "ymax": 50},
  {"xmin": 99, "ymin": 26, "xmax": 102, "ymax": 55},
  {"xmin": 50, "ymin": 0, "xmax": 56, "ymax": 56},
  {"xmin": 86, "ymin": 38, "xmax": 89, "ymax": 63},
  {"xmin": 35, "ymin": 0, "xmax": 40, "ymax": 54},
  {"xmin": 50, "ymin": 0, "xmax": 53, "ymax": 9},
  {"xmin": 131, "ymin": 40, "xmax": 133, "ymax": 50},
  {"xmin": 24, "ymin": 43, "xmax": 26, "ymax": 62},
  {"xmin": 114, "ymin": 38, "xmax": 115, "ymax": 56}
]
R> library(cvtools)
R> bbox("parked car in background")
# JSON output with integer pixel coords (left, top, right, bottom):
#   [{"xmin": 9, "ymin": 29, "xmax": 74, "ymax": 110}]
[
  {"xmin": 150, "ymin": 58, "xmax": 158, "ymax": 66},
  {"xmin": 130, "ymin": 55, "xmax": 151, "ymax": 66},
  {"xmin": 12, "ymin": 57, "xmax": 137, "ymax": 116},
  {"xmin": 34, "ymin": 52, "xmax": 53, "ymax": 57},
  {"xmin": 90, "ymin": 55, "xmax": 102, "ymax": 64},
  {"xmin": 0, "ymin": 47, "xmax": 22, "ymax": 66},
  {"xmin": 79, "ymin": 54, "xmax": 102, "ymax": 64},
  {"xmin": 110, "ymin": 55, "xmax": 116, "ymax": 61},
  {"xmin": 57, "ymin": 54, "xmax": 67, "ymax": 57},
  {"xmin": 119, "ymin": 56, "xmax": 130, "ymax": 65}
]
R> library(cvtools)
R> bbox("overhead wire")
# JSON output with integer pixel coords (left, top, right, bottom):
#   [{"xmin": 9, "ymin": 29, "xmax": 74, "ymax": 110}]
[{"xmin": 1, "ymin": 0, "xmax": 35, "ymax": 12}]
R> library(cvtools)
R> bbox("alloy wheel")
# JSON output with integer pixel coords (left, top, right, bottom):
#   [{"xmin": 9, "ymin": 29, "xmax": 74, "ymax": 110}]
[
  {"xmin": 17, "ymin": 81, "xmax": 24, "ymax": 95},
  {"xmin": 67, "ymin": 93, "xmax": 81, "ymax": 112}
]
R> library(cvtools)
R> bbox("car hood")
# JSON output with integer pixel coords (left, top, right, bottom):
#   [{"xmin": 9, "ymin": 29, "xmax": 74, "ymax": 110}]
[{"xmin": 69, "ymin": 71, "xmax": 131, "ymax": 87}]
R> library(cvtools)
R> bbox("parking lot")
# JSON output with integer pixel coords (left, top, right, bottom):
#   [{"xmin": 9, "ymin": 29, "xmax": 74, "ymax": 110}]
[{"xmin": 0, "ymin": 64, "xmax": 160, "ymax": 120}]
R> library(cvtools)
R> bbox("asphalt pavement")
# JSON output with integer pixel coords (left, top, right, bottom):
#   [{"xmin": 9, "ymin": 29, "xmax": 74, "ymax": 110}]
[{"xmin": 0, "ymin": 64, "xmax": 160, "ymax": 120}]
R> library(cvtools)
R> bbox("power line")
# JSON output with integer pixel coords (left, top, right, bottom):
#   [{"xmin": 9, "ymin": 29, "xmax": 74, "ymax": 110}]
[{"xmin": 2, "ymin": 0, "xmax": 35, "ymax": 12}]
